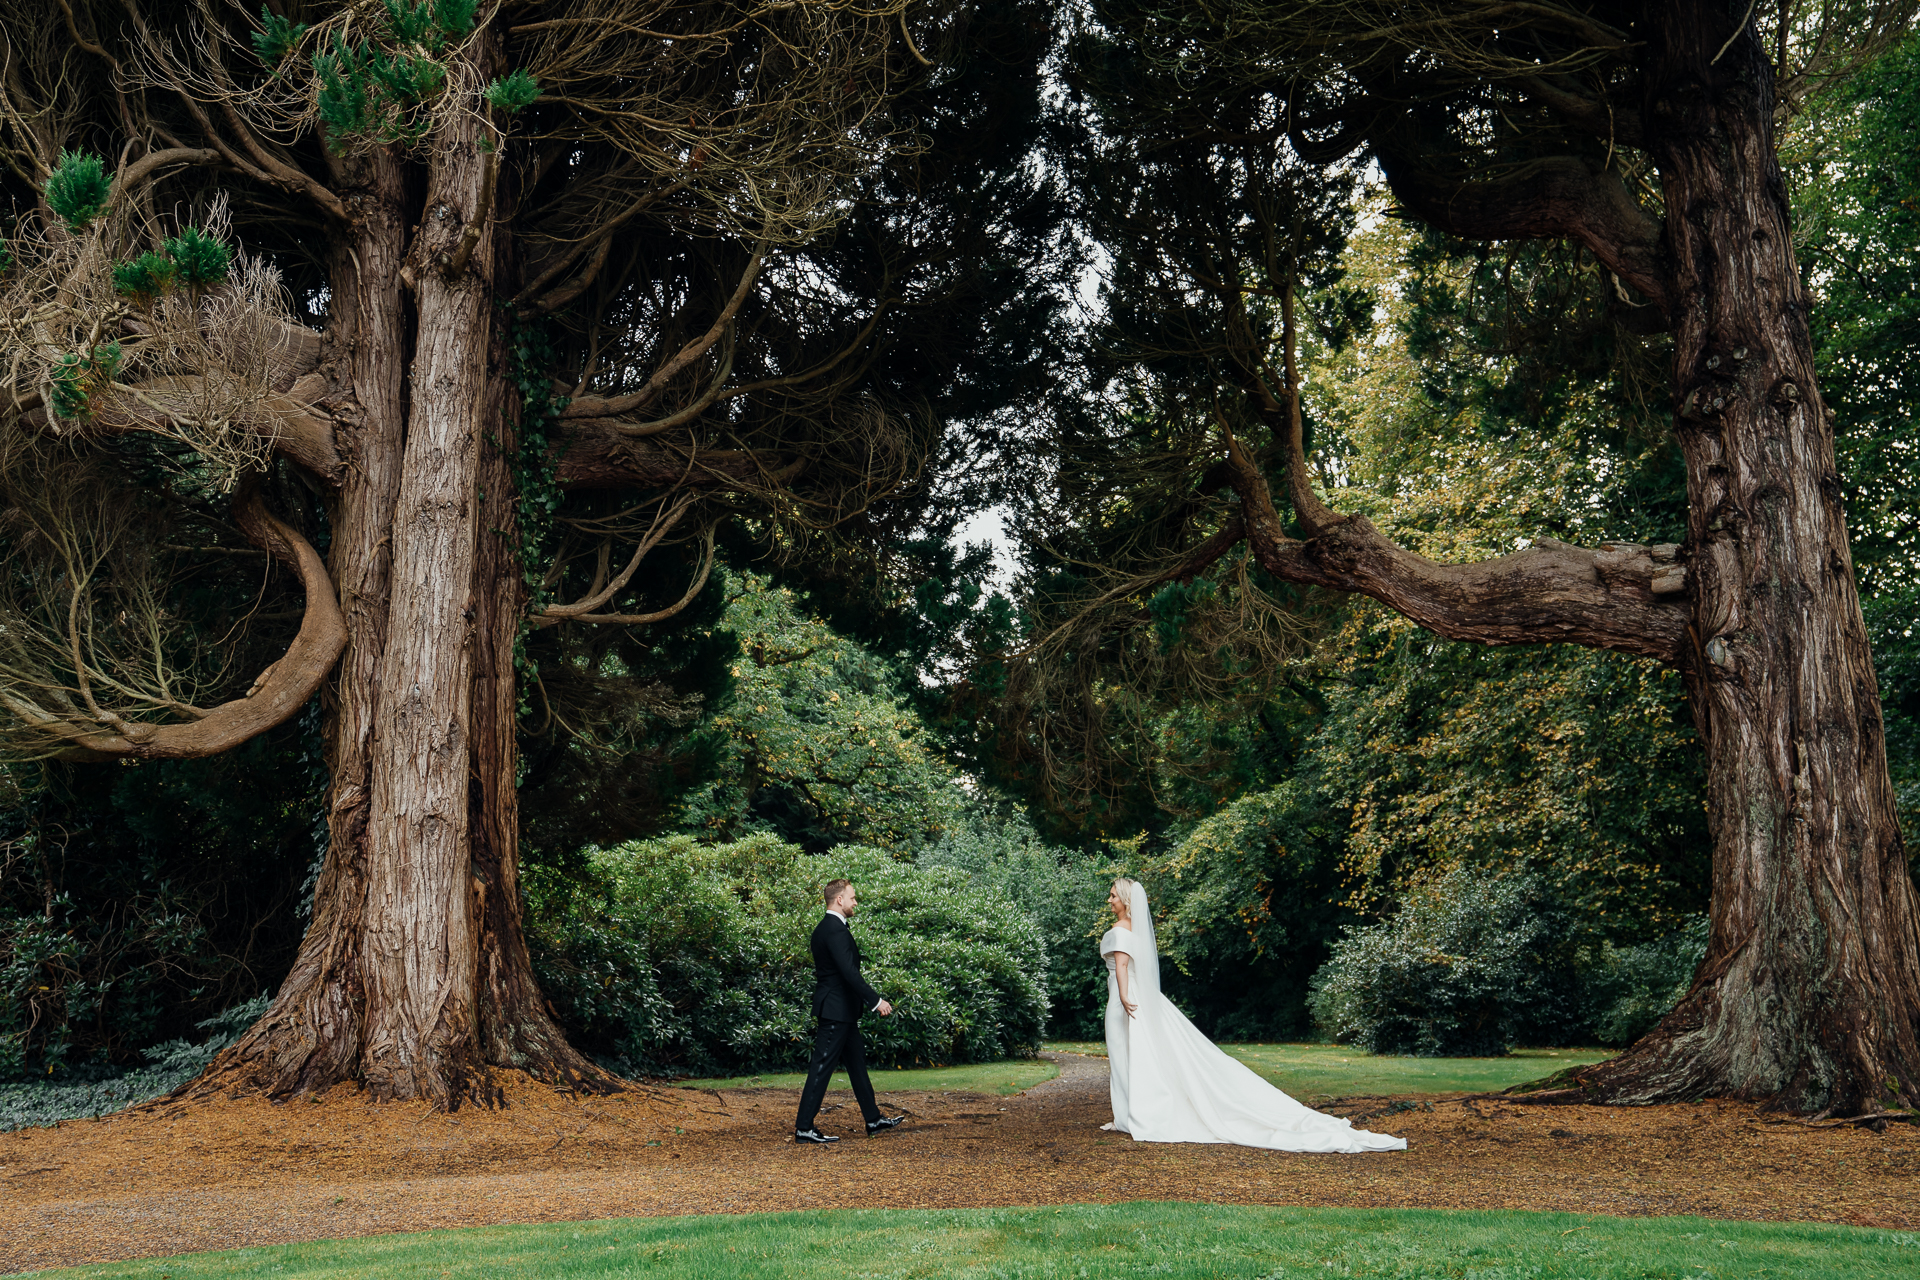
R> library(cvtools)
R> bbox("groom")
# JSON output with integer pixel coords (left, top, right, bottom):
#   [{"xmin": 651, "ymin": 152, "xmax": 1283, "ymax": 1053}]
[{"xmin": 793, "ymin": 879, "xmax": 908, "ymax": 1144}]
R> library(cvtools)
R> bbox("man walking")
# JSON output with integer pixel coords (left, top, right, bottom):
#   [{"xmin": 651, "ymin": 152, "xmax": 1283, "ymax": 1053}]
[{"xmin": 794, "ymin": 879, "xmax": 908, "ymax": 1143}]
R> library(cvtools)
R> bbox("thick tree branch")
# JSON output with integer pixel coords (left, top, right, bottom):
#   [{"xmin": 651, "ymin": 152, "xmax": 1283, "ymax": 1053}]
[
  {"xmin": 1213, "ymin": 421, "xmax": 1689, "ymax": 664},
  {"xmin": 1205, "ymin": 276, "xmax": 1689, "ymax": 660},
  {"xmin": 553, "ymin": 419, "xmax": 769, "ymax": 490},
  {"xmin": 1377, "ymin": 150, "xmax": 1673, "ymax": 319},
  {"xmin": 1518, "ymin": 75, "xmax": 1645, "ymax": 148},
  {"xmin": 112, "ymin": 147, "xmax": 224, "ymax": 199},
  {"xmin": 8, "ymin": 487, "xmax": 347, "ymax": 760},
  {"xmin": 57, "ymin": 375, "xmax": 345, "ymax": 483}
]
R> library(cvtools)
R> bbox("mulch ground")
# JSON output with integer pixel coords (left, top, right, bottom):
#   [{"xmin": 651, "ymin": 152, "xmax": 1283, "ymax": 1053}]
[{"xmin": 3, "ymin": 1052, "xmax": 1915, "ymax": 1274}]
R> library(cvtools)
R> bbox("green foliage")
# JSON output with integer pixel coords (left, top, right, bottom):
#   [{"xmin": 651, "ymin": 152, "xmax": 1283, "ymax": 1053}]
[
  {"xmin": 0, "ymin": 236, "xmax": 12, "ymax": 275},
  {"xmin": 1792, "ymin": 35, "xmax": 1920, "ymax": 843},
  {"xmin": 678, "ymin": 575, "xmax": 964, "ymax": 853},
  {"xmin": 249, "ymin": 6, "xmax": 306, "ymax": 67},
  {"xmin": 309, "ymin": 0, "xmax": 476, "ymax": 142},
  {"xmin": 1582, "ymin": 917, "xmax": 1709, "ymax": 1049},
  {"xmin": 369, "ymin": 48, "xmax": 448, "ymax": 107},
  {"xmin": 433, "ymin": 0, "xmax": 478, "ymax": 38},
  {"xmin": 162, "ymin": 226, "xmax": 232, "ymax": 289},
  {"xmin": 484, "ymin": 69, "xmax": 539, "ymax": 115},
  {"xmin": 111, "ymin": 251, "xmax": 178, "ymax": 305},
  {"xmin": 1310, "ymin": 614, "xmax": 1709, "ymax": 932},
  {"xmin": 380, "ymin": 0, "xmax": 475, "ymax": 46},
  {"xmin": 0, "ymin": 995, "xmax": 265, "ymax": 1131},
  {"xmin": 312, "ymin": 26, "xmax": 448, "ymax": 150},
  {"xmin": 1308, "ymin": 868, "xmax": 1584, "ymax": 1057},
  {"xmin": 383, "ymin": 0, "xmax": 439, "ymax": 44},
  {"xmin": 45, "ymin": 150, "xmax": 112, "ymax": 233},
  {"xmin": 1146, "ymin": 576, "xmax": 1218, "ymax": 650},
  {"xmin": 313, "ymin": 37, "xmax": 374, "ymax": 141},
  {"xmin": 503, "ymin": 315, "xmax": 569, "ymax": 605},
  {"xmin": 917, "ymin": 801, "xmax": 1117, "ymax": 1039},
  {"xmin": 112, "ymin": 225, "xmax": 229, "ymax": 307},
  {"xmin": 500, "ymin": 314, "xmax": 569, "ymax": 728},
  {"xmin": 1142, "ymin": 781, "xmax": 1349, "ymax": 1041},
  {"xmin": 48, "ymin": 342, "xmax": 121, "ymax": 420},
  {"xmin": 524, "ymin": 834, "xmax": 1046, "ymax": 1076},
  {"xmin": 1, "ymin": 722, "xmax": 317, "ymax": 1082}
]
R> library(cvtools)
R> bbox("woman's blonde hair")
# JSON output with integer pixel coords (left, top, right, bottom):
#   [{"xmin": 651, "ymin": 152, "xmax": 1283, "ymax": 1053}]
[{"xmin": 1112, "ymin": 878, "xmax": 1138, "ymax": 917}]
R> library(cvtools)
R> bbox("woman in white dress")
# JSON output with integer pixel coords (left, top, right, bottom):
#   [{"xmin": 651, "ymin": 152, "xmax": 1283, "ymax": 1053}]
[{"xmin": 1099, "ymin": 877, "xmax": 1406, "ymax": 1153}]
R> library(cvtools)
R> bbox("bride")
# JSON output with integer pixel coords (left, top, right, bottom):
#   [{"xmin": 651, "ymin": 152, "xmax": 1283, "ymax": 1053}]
[{"xmin": 1100, "ymin": 878, "xmax": 1407, "ymax": 1153}]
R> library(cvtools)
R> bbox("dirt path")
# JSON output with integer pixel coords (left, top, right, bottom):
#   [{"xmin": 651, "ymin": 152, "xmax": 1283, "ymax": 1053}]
[{"xmin": 4, "ymin": 1052, "xmax": 1916, "ymax": 1274}]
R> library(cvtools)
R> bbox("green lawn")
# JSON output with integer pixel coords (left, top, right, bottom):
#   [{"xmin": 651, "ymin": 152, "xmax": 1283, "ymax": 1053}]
[
  {"xmin": 1045, "ymin": 1041, "xmax": 1612, "ymax": 1099},
  {"xmin": 671, "ymin": 1057, "xmax": 1059, "ymax": 1096},
  {"xmin": 25, "ymin": 1203, "xmax": 1918, "ymax": 1279}
]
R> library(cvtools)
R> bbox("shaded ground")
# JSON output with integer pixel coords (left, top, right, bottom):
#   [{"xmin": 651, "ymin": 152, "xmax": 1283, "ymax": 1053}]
[{"xmin": 4, "ymin": 1052, "xmax": 1915, "ymax": 1275}]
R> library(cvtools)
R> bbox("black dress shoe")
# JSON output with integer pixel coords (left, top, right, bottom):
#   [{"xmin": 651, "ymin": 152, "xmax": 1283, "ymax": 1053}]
[
  {"xmin": 794, "ymin": 1128, "xmax": 840, "ymax": 1144},
  {"xmin": 866, "ymin": 1114, "xmax": 907, "ymax": 1135}
]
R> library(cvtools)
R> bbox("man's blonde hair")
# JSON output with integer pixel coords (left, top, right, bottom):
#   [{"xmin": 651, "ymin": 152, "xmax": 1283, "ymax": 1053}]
[{"xmin": 823, "ymin": 878, "xmax": 853, "ymax": 908}]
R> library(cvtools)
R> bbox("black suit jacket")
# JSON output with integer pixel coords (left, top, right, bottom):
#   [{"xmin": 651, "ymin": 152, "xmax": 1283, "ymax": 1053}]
[{"xmin": 811, "ymin": 913, "xmax": 883, "ymax": 1023}]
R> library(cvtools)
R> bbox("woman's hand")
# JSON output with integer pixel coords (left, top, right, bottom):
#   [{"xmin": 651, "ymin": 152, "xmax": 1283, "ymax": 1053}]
[{"xmin": 1122, "ymin": 997, "xmax": 1138, "ymax": 1018}]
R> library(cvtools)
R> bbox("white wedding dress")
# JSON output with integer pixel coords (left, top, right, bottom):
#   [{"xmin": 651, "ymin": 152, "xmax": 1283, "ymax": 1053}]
[{"xmin": 1100, "ymin": 883, "xmax": 1406, "ymax": 1153}]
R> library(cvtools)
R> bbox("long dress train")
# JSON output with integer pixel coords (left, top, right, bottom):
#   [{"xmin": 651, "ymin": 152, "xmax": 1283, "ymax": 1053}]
[{"xmin": 1099, "ymin": 899, "xmax": 1406, "ymax": 1153}]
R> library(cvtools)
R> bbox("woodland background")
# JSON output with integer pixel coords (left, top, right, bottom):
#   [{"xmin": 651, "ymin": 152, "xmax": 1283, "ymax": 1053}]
[{"xmin": 2, "ymin": 16, "xmax": 1914, "ymax": 1098}]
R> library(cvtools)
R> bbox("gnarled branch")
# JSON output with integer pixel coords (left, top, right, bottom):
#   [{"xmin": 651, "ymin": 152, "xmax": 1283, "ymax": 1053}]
[
  {"xmin": 1212, "ymin": 280, "xmax": 1689, "ymax": 662},
  {"xmin": 1377, "ymin": 149, "xmax": 1673, "ymax": 319},
  {"xmin": 7, "ymin": 485, "xmax": 347, "ymax": 760}
]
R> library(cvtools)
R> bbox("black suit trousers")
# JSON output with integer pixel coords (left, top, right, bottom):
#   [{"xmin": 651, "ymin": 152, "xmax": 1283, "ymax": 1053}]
[{"xmin": 794, "ymin": 1017, "xmax": 881, "ymax": 1131}]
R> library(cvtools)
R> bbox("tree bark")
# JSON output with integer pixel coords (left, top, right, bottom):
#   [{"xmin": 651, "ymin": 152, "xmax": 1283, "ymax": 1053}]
[
  {"xmin": 203, "ymin": 110, "xmax": 612, "ymax": 1107},
  {"xmin": 1528, "ymin": 4, "xmax": 1920, "ymax": 1115}
]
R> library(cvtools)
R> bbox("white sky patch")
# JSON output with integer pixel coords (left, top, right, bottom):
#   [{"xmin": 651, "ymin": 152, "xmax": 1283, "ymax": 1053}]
[{"xmin": 956, "ymin": 505, "xmax": 1018, "ymax": 593}]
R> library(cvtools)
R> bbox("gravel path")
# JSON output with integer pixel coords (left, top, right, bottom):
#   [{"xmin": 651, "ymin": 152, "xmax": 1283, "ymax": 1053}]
[{"xmin": 3, "ymin": 1054, "xmax": 1916, "ymax": 1274}]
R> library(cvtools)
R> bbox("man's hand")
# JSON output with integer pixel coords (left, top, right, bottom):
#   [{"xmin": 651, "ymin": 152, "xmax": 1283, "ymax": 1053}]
[{"xmin": 874, "ymin": 999, "xmax": 894, "ymax": 1017}]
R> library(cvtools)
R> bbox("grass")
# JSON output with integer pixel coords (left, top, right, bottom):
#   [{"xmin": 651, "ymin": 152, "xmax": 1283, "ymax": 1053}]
[
  {"xmin": 1044, "ymin": 1041, "xmax": 1613, "ymax": 1099},
  {"xmin": 26, "ymin": 1203, "xmax": 1920, "ymax": 1278},
  {"xmin": 671, "ymin": 1057, "xmax": 1059, "ymax": 1096}
]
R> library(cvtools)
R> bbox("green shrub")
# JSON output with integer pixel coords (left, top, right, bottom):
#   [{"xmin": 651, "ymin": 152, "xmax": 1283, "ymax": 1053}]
[
  {"xmin": 1142, "ymin": 780, "xmax": 1351, "ymax": 1042},
  {"xmin": 45, "ymin": 149, "xmax": 110, "ymax": 232},
  {"xmin": 1308, "ymin": 867, "xmax": 1584, "ymax": 1056},
  {"xmin": 917, "ymin": 802, "xmax": 1115, "ymax": 1040},
  {"xmin": 1581, "ymin": 916, "xmax": 1708, "ymax": 1047},
  {"xmin": 0, "ymin": 994, "xmax": 266, "ymax": 1132},
  {"xmin": 0, "ymin": 721, "xmax": 319, "ymax": 1081},
  {"xmin": 526, "ymin": 834, "xmax": 1047, "ymax": 1077}
]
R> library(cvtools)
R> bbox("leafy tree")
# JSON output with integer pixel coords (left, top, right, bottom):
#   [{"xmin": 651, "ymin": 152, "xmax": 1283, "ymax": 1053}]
[
  {"xmin": 1020, "ymin": 0, "xmax": 1920, "ymax": 1114},
  {"xmin": 0, "ymin": 0, "xmax": 1063, "ymax": 1107},
  {"xmin": 917, "ymin": 798, "xmax": 1120, "ymax": 1037},
  {"xmin": 678, "ymin": 574, "xmax": 965, "ymax": 852}
]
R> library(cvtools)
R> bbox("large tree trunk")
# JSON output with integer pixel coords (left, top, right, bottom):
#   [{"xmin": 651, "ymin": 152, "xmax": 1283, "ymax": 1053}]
[
  {"xmin": 1551, "ymin": 4, "xmax": 1920, "ymax": 1115},
  {"xmin": 204, "ymin": 109, "xmax": 609, "ymax": 1109}
]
